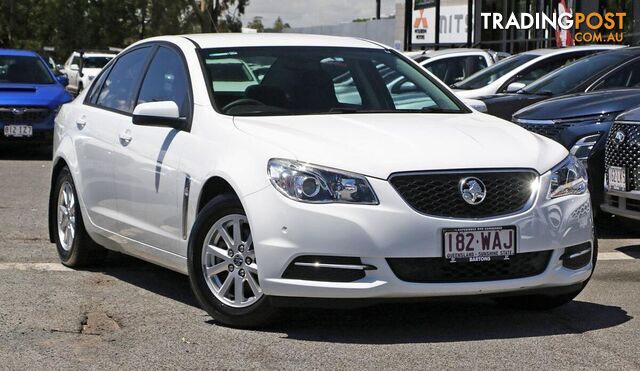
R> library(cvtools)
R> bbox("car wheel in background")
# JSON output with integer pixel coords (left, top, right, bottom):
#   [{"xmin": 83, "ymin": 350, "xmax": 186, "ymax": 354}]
[
  {"xmin": 188, "ymin": 194, "xmax": 279, "ymax": 328},
  {"xmin": 53, "ymin": 166, "xmax": 107, "ymax": 267}
]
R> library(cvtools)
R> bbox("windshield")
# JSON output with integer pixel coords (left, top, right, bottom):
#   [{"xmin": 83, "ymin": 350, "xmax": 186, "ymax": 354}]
[
  {"xmin": 200, "ymin": 47, "xmax": 465, "ymax": 116},
  {"xmin": 83, "ymin": 56, "xmax": 113, "ymax": 69},
  {"xmin": 0, "ymin": 55, "xmax": 54, "ymax": 84},
  {"xmin": 452, "ymin": 53, "xmax": 537, "ymax": 90},
  {"xmin": 522, "ymin": 52, "xmax": 630, "ymax": 95}
]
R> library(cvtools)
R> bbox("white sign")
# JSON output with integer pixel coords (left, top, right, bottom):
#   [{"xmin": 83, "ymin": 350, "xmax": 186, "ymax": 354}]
[{"xmin": 412, "ymin": 0, "xmax": 473, "ymax": 45}]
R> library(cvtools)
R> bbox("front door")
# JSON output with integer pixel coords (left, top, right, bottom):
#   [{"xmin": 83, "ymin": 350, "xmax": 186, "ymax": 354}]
[{"xmin": 114, "ymin": 46, "xmax": 192, "ymax": 256}]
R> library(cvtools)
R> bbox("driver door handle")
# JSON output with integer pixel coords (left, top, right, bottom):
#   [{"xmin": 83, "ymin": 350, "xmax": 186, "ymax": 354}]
[{"xmin": 119, "ymin": 131, "xmax": 133, "ymax": 146}]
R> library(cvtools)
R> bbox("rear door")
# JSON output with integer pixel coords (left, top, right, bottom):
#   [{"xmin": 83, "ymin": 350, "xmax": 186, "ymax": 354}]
[
  {"xmin": 77, "ymin": 46, "xmax": 153, "ymax": 234},
  {"xmin": 113, "ymin": 45, "xmax": 192, "ymax": 256}
]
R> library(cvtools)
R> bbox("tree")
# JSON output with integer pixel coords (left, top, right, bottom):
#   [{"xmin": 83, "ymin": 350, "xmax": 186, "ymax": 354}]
[
  {"xmin": 190, "ymin": 0, "xmax": 249, "ymax": 33},
  {"xmin": 272, "ymin": 17, "xmax": 290, "ymax": 32},
  {"xmin": 247, "ymin": 16, "xmax": 265, "ymax": 32}
]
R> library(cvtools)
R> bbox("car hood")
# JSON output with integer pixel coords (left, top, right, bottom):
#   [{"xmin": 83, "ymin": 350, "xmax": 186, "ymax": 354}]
[
  {"xmin": 513, "ymin": 89, "xmax": 640, "ymax": 120},
  {"xmin": 234, "ymin": 113, "xmax": 567, "ymax": 179},
  {"xmin": 0, "ymin": 83, "xmax": 72, "ymax": 107}
]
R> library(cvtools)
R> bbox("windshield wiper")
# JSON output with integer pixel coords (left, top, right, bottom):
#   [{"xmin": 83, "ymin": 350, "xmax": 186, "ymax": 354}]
[{"xmin": 419, "ymin": 107, "xmax": 460, "ymax": 113}]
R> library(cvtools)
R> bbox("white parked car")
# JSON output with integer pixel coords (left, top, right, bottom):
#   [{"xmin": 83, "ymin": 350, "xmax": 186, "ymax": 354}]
[
  {"xmin": 62, "ymin": 51, "xmax": 116, "ymax": 95},
  {"xmin": 452, "ymin": 45, "xmax": 622, "ymax": 99},
  {"xmin": 410, "ymin": 48, "xmax": 498, "ymax": 85},
  {"xmin": 50, "ymin": 34, "xmax": 596, "ymax": 328}
]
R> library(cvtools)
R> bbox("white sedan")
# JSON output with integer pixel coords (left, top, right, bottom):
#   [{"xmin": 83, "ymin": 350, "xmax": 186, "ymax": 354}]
[
  {"xmin": 50, "ymin": 34, "xmax": 595, "ymax": 328},
  {"xmin": 452, "ymin": 45, "xmax": 622, "ymax": 98}
]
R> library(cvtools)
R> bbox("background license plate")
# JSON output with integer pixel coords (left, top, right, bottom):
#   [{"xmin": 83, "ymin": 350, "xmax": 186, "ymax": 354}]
[
  {"xmin": 609, "ymin": 166, "xmax": 627, "ymax": 192},
  {"xmin": 443, "ymin": 227, "xmax": 516, "ymax": 262},
  {"xmin": 3, "ymin": 125, "xmax": 33, "ymax": 138}
]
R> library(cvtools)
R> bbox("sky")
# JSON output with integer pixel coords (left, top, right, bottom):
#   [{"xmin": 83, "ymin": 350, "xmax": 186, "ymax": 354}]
[{"xmin": 241, "ymin": 0, "xmax": 399, "ymax": 29}]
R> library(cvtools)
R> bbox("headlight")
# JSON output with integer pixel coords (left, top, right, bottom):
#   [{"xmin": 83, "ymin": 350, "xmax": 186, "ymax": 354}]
[
  {"xmin": 570, "ymin": 133, "xmax": 601, "ymax": 164},
  {"xmin": 548, "ymin": 155, "xmax": 588, "ymax": 199},
  {"xmin": 267, "ymin": 159, "xmax": 378, "ymax": 204}
]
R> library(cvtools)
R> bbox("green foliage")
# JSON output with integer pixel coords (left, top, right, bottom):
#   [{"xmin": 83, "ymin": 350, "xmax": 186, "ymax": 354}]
[
  {"xmin": 0, "ymin": 0, "xmax": 245, "ymax": 60},
  {"xmin": 247, "ymin": 16, "xmax": 265, "ymax": 33}
]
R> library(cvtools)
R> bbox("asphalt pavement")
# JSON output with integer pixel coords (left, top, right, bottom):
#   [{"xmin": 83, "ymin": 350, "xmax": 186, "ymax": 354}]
[{"xmin": 0, "ymin": 144, "xmax": 639, "ymax": 370}]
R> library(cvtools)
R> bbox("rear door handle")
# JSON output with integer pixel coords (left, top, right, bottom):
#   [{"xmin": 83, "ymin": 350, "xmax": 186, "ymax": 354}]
[
  {"xmin": 76, "ymin": 118, "xmax": 86, "ymax": 130},
  {"xmin": 119, "ymin": 131, "xmax": 133, "ymax": 146}
]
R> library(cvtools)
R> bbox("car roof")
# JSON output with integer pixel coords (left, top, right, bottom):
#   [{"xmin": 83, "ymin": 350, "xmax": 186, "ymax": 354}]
[
  {"xmin": 172, "ymin": 33, "xmax": 385, "ymax": 50},
  {"xmin": 71, "ymin": 51, "xmax": 117, "ymax": 58},
  {"xmin": 0, "ymin": 49, "xmax": 40, "ymax": 57},
  {"xmin": 521, "ymin": 44, "xmax": 624, "ymax": 56},
  {"xmin": 420, "ymin": 48, "xmax": 488, "ymax": 58}
]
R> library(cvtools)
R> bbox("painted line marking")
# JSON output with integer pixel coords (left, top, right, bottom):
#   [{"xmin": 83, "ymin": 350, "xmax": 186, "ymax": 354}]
[
  {"xmin": 0, "ymin": 253, "xmax": 636, "ymax": 273},
  {"xmin": 0, "ymin": 263, "xmax": 74, "ymax": 272},
  {"xmin": 597, "ymin": 252, "xmax": 637, "ymax": 261}
]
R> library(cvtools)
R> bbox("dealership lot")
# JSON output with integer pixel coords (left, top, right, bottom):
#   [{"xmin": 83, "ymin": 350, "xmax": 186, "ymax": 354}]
[{"xmin": 1, "ymin": 148, "xmax": 639, "ymax": 369}]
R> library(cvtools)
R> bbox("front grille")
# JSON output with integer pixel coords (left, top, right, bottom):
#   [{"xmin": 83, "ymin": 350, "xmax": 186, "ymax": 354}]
[
  {"xmin": 516, "ymin": 122, "xmax": 571, "ymax": 141},
  {"xmin": 0, "ymin": 107, "xmax": 51, "ymax": 124},
  {"xmin": 389, "ymin": 171, "xmax": 537, "ymax": 218},
  {"xmin": 605, "ymin": 122, "xmax": 640, "ymax": 190},
  {"xmin": 387, "ymin": 251, "xmax": 552, "ymax": 283}
]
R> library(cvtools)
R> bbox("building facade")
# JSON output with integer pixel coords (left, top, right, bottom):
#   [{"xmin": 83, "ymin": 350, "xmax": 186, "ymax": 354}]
[{"xmin": 405, "ymin": 0, "xmax": 639, "ymax": 52}]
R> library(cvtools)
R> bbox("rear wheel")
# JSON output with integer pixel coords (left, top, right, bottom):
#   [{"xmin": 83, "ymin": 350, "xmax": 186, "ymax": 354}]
[
  {"xmin": 53, "ymin": 167, "xmax": 106, "ymax": 267},
  {"xmin": 188, "ymin": 194, "xmax": 279, "ymax": 328}
]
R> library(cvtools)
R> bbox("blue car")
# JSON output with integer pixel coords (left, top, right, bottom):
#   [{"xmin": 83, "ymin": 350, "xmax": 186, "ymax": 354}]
[{"xmin": 0, "ymin": 49, "xmax": 72, "ymax": 144}]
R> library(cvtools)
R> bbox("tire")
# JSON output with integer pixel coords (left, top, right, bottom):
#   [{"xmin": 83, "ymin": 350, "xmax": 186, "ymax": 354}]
[
  {"xmin": 53, "ymin": 167, "xmax": 107, "ymax": 267},
  {"xmin": 188, "ymin": 194, "xmax": 279, "ymax": 328},
  {"xmin": 494, "ymin": 240, "xmax": 598, "ymax": 310}
]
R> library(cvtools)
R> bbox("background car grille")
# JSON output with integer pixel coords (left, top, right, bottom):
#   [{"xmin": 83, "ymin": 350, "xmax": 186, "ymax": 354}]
[
  {"xmin": 389, "ymin": 171, "xmax": 537, "ymax": 218},
  {"xmin": 515, "ymin": 122, "xmax": 571, "ymax": 141},
  {"xmin": 0, "ymin": 107, "xmax": 51, "ymax": 124},
  {"xmin": 605, "ymin": 122, "xmax": 640, "ymax": 191},
  {"xmin": 386, "ymin": 251, "xmax": 552, "ymax": 283}
]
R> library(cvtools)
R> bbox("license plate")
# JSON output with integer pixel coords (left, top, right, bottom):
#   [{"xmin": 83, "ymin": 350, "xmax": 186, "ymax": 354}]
[
  {"xmin": 608, "ymin": 166, "xmax": 627, "ymax": 192},
  {"xmin": 3, "ymin": 125, "xmax": 33, "ymax": 138},
  {"xmin": 443, "ymin": 226, "xmax": 517, "ymax": 262}
]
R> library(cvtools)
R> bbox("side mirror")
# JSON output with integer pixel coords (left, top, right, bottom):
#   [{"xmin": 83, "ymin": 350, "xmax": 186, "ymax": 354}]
[
  {"xmin": 462, "ymin": 98, "xmax": 488, "ymax": 113},
  {"xmin": 132, "ymin": 101, "xmax": 185, "ymax": 129},
  {"xmin": 505, "ymin": 82, "xmax": 526, "ymax": 93},
  {"xmin": 56, "ymin": 74, "xmax": 69, "ymax": 87}
]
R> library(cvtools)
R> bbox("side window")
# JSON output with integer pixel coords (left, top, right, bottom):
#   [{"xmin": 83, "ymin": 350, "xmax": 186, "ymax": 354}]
[
  {"xmin": 375, "ymin": 61, "xmax": 435, "ymax": 110},
  {"xmin": 72, "ymin": 56, "xmax": 81, "ymax": 66},
  {"xmin": 86, "ymin": 65, "xmax": 113, "ymax": 105},
  {"xmin": 96, "ymin": 47, "xmax": 151, "ymax": 114},
  {"xmin": 507, "ymin": 54, "xmax": 582, "ymax": 89},
  {"xmin": 321, "ymin": 57, "xmax": 362, "ymax": 106},
  {"xmin": 592, "ymin": 60, "xmax": 640, "ymax": 91},
  {"xmin": 137, "ymin": 47, "xmax": 190, "ymax": 117},
  {"xmin": 466, "ymin": 55, "xmax": 488, "ymax": 77}
]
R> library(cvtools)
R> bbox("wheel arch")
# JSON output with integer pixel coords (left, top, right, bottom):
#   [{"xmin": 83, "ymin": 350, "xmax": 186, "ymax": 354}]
[{"xmin": 196, "ymin": 176, "xmax": 239, "ymax": 214}]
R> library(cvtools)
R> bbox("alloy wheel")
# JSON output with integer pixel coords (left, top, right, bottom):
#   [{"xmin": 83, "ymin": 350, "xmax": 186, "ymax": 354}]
[
  {"xmin": 201, "ymin": 214, "xmax": 262, "ymax": 308},
  {"xmin": 57, "ymin": 181, "xmax": 76, "ymax": 251}
]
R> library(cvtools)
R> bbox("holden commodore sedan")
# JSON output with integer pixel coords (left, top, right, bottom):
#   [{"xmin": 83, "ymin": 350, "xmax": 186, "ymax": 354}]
[{"xmin": 49, "ymin": 34, "xmax": 595, "ymax": 328}]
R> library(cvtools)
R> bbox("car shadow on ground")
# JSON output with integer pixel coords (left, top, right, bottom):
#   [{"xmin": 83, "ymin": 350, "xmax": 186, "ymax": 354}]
[
  {"xmin": 94, "ymin": 252, "xmax": 632, "ymax": 344},
  {"xmin": 90, "ymin": 252, "xmax": 201, "ymax": 308},
  {"xmin": 597, "ymin": 215, "xmax": 640, "ymax": 239},
  {"xmin": 262, "ymin": 299, "xmax": 632, "ymax": 344},
  {"xmin": 0, "ymin": 143, "xmax": 52, "ymax": 161}
]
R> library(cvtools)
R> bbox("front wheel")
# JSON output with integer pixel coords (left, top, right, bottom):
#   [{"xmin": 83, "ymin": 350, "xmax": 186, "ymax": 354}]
[{"xmin": 188, "ymin": 194, "xmax": 279, "ymax": 328}]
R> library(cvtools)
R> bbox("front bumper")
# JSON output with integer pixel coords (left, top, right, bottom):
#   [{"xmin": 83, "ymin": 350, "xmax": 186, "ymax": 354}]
[
  {"xmin": 602, "ymin": 190, "xmax": 640, "ymax": 221},
  {"xmin": 245, "ymin": 170, "xmax": 594, "ymax": 299},
  {"xmin": 1, "ymin": 114, "xmax": 55, "ymax": 143}
]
